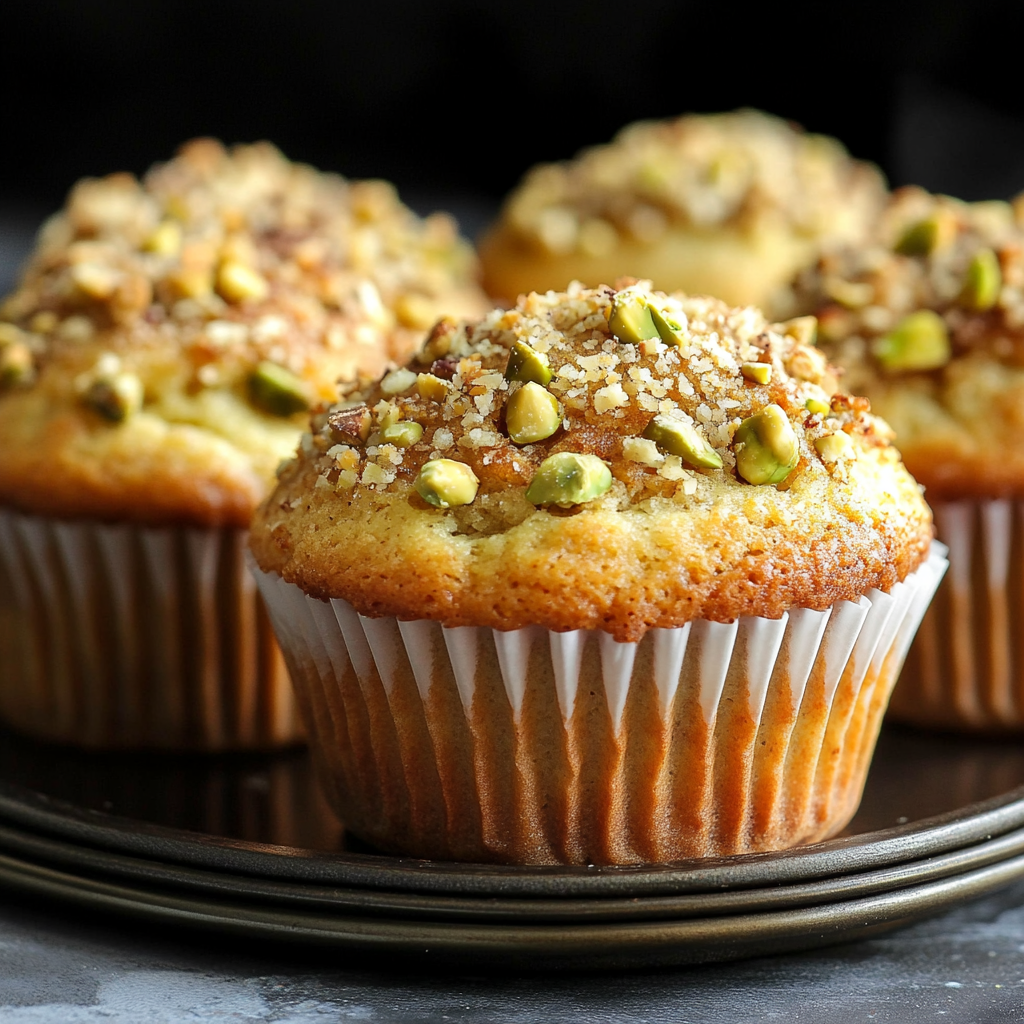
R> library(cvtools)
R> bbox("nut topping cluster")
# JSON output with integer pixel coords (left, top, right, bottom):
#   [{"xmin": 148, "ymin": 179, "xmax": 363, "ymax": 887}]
[
  {"xmin": 789, "ymin": 186, "xmax": 1024, "ymax": 390},
  {"xmin": 290, "ymin": 282, "xmax": 884, "ymax": 517},
  {"xmin": 0, "ymin": 139, "xmax": 485, "ymax": 426}
]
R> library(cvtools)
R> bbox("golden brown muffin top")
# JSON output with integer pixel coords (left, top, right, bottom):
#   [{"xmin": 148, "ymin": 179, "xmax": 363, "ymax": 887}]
[
  {"xmin": 252, "ymin": 283, "xmax": 932, "ymax": 641},
  {"xmin": 483, "ymin": 110, "xmax": 886, "ymax": 263},
  {"xmin": 0, "ymin": 139, "xmax": 487, "ymax": 527},
  {"xmin": 789, "ymin": 186, "xmax": 1024, "ymax": 498}
]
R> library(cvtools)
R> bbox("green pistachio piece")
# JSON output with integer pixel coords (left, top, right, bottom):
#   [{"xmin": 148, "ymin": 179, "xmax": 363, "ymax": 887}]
[
  {"xmin": 248, "ymin": 361, "xmax": 310, "ymax": 416},
  {"xmin": 872, "ymin": 310, "xmax": 951, "ymax": 373},
  {"xmin": 505, "ymin": 382, "xmax": 561, "ymax": 444},
  {"xmin": 649, "ymin": 305, "xmax": 686, "ymax": 348},
  {"xmin": 960, "ymin": 248, "xmax": 1002, "ymax": 311},
  {"xmin": 608, "ymin": 290, "xmax": 658, "ymax": 345},
  {"xmin": 642, "ymin": 415, "xmax": 723, "ymax": 469},
  {"xmin": 504, "ymin": 340, "xmax": 552, "ymax": 386},
  {"xmin": 734, "ymin": 404, "xmax": 799, "ymax": 486},
  {"xmin": 85, "ymin": 372, "xmax": 144, "ymax": 422},
  {"xmin": 740, "ymin": 362, "xmax": 772, "ymax": 385},
  {"xmin": 526, "ymin": 452, "xmax": 612, "ymax": 507},
  {"xmin": 414, "ymin": 458, "xmax": 479, "ymax": 508},
  {"xmin": 783, "ymin": 316, "xmax": 818, "ymax": 347},
  {"xmin": 380, "ymin": 421, "xmax": 424, "ymax": 448},
  {"xmin": 894, "ymin": 210, "xmax": 957, "ymax": 256},
  {"xmin": 805, "ymin": 397, "xmax": 830, "ymax": 415},
  {"xmin": 0, "ymin": 342, "xmax": 34, "ymax": 389}
]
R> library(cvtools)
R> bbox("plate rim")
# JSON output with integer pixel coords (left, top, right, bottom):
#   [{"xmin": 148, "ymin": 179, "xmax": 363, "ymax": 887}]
[{"xmin": 2, "ymin": 777, "xmax": 1024, "ymax": 899}]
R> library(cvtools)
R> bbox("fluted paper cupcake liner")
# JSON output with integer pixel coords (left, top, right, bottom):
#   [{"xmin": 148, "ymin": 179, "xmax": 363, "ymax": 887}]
[
  {"xmin": 252, "ymin": 545, "xmax": 946, "ymax": 865},
  {"xmin": 892, "ymin": 499, "xmax": 1024, "ymax": 730},
  {"xmin": 0, "ymin": 508, "xmax": 301, "ymax": 750}
]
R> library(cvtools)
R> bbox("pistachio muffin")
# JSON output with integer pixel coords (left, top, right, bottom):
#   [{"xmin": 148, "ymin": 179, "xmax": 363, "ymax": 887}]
[
  {"xmin": 479, "ymin": 110, "xmax": 887, "ymax": 314},
  {"xmin": 0, "ymin": 138, "xmax": 488, "ymax": 749},
  {"xmin": 790, "ymin": 187, "xmax": 1024, "ymax": 730},
  {"xmin": 250, "ymin": 281, "xmax": 943, "ymax": 865}
]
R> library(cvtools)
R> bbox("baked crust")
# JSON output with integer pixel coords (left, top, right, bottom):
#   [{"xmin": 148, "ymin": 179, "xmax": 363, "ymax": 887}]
[
  {"xmin": 479, "ymin": 110, "xmax": 886, "ymax": 313},
  {"xmin": 0, "ymin": 140, "xmax": 487, "ymax": 527},
  {"xmin": 251, "ymin": 284, "xmax": 932, "ymax": 640},
  {"xmin": 790, "ymin": 187, "xmax": 1024, "ymax": 499}
]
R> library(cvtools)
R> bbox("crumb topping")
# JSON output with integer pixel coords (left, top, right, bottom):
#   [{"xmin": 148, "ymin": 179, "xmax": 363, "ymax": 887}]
[
  {"xmin": 495, "ymin": 110, "xmax": 885, "ymax": 259},
  {"xmin": 0, "ymin": 138, "xmax": 485, "ymax": 422},
  {"xmin": 288, "ymin": 281, "xmax": 889, "ymax": 519},
  {"xmin": 789, "ymin": 186, "xmax": 1024, "ymax": 387}
]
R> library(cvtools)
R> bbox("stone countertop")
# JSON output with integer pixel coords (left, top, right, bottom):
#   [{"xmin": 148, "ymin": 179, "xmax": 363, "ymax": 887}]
[{"xmin": 2, "ymin": 883, "xmax": 1024, "ymax": 1023}]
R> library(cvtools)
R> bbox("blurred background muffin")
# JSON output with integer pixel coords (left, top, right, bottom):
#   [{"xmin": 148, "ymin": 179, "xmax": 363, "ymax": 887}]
[
  {"xmin": 791, "ymin": 187, "xmax": 1024, "ymax": 729},
  {"xmin": 0, "ymin": 139, "xmax": 487, "ymax": 750},
  {"xmin": 478, "ymin": 111, "xmax": 887, "ymax": 312}
]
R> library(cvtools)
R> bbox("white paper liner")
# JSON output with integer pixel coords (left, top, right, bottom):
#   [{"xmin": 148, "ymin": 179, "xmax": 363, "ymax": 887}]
[
  {"xmin": 252, "ymin": 545, "xmax": 947, "ymax": 865},
  {"xmin": 893, "ymin": 499, "xmax": 1024, "ymax": 730},
  {"xmin": 0, "ymin": 508, "xmax": 300, "ymax": 750}
]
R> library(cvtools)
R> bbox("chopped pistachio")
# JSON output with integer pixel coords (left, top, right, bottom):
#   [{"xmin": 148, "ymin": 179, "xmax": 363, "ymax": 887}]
[
  {"xmin": 824, "ymin": 277, "xmax": 874, "ymax": 310},
  {"xmin": 894, "ymin": 209, "xmax": 958, "ymax": 256},
  {"xmin": 872, "ymin": 310, "xmax": 951, "ymax": 373},
  {"xmin": 417, "ymin": 372, "xmax": 449, "ymax": 403},
  {"xmin": 380, "ymin": 368, "xmax": 418, "ymax": 395},
  {"xmin": 505, "ymin": 382, "xmax": 561, "ymax": 444},
  {"xmin": 642, "ymin": 415, "xmax": 723, "ymax": 469},
  {"xmin": 144, "ymin": 220, "xmax": 182, "ymax": 256},
  {"xmin": 805, "ymin": 397, "xmax": 830, "ymax": 415},
  {"xmin": 248, "ymin": 361, "xmax": 309, "ymax": 416},
  {"xmin": 783, "ymin": 316, "xmax": 817, "ymax": 347},
  {"xmin": 649, "ymin": 305, "xmax": 686, "ymax": 348},
  {"xmin": 504, "ymin": 339, "xmax": 553, "ymax": 385},
  {"xmin": 526, "ymin": 452, "xmax": 612, "ymax": 507},
  {"xmin": 740, "ymin": 362, "xmax": 772, "ymax": 385},
  {"xmin": 608, "ymin": 290, "xmax": 658, "ymax": 345},
  {"xmin": 84, "ymin": 372, "xmax": 143, "ymax": 422},
  {"xmin": 814, "ymin": 432, "xmax": 854, "ymax": 463},
  {"xmin": 0, "ymin": 342, "xmax": 34, "ymax": 388},
  {"xmin": 217, "ymin": 261, "xmax": 269, "ymax": 303},
  {"xmin": 960, "ymin": 248, "xmax": 1001, "ymax": 311},
  {"xmin": 415, "ymin": 458, "xmax": 479, "ymax": 508},
  {"xmin": 380, "ymin": 421, "xmax": 423, "ymax": 447},
  {"xmin": 734, "ymin": 404, "xmax": 799, "ymax": 486},
  {"xmin": 394, "ymin": 293, "xmax": 436, "ymax": 330}
]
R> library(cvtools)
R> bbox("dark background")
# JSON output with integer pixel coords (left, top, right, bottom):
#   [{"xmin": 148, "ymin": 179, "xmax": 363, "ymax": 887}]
[{"xmin": 4, "ymin": 0, "xmax": 1024, "ymax": 229}]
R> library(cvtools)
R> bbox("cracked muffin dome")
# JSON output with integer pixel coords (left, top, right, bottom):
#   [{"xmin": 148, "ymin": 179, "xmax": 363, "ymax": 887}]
[
  {"xmin": 790, "ymin": 186, "xmax": 1024, "ymax": 499},
  {"xmin": 251, "ymin": 281, "xmax": 932, "ymax": 640},
  {"xmin": 0, "ymin": 138, "xmax": 488, "ymax": 527},
  {"xmin": 478, "ymin": 110, "xmax": 887, "ymax": 315}
]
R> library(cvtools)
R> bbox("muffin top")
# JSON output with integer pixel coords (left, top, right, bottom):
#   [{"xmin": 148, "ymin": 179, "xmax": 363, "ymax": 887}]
[
  {"xmin": 479, "ymin": 110, "xmax": 887, "ymax": 308},
  {"xmin": 0, "ymin": 139, "xmax": 487, "ymax": 527},
  {"xmin": 790, "ymin": 186, "xmax": 1024, "ymax": 498},
  {"xmin": 251, "ymin": 282, "xmax": 932, "ymax": 641}
]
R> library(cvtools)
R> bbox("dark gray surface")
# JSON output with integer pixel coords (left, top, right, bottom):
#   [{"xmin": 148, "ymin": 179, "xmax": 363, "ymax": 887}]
[{"xmin": 2, "ymin": 882, "xmax": 1024, "ymax": 1022}]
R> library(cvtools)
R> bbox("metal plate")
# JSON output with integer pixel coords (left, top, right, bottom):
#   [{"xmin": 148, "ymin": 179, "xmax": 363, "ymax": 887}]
[{"xmin": 1, "ymin": 724, "xmax": 1024, "ymax": 968}]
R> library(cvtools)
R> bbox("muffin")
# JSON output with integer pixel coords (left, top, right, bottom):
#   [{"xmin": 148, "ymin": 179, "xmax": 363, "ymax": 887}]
[
  {"xmin": 479, "ymin": 110, "xmax": 887, "ymax": 314},
  {"xmin": 249, "ymin": 281, "xmax": 943, "ymax": 865},
  {"xmin": 0, "ymin": 138, "xmax": 488, "ymax": 749},
  {"xmin": 790, "ymin": 187, "xmax": 1024, "ymax": 731}
]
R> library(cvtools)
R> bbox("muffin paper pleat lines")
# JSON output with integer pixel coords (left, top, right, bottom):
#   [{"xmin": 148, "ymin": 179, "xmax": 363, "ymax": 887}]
[
  {"xmin": 694, "ymin": 620, "xmax": 739, "ymax": 723},
  {"xmin": 895, "ymin": 501, "xmax": 1024, "ymax": 729},
  {"xmin": 441, "ymin": 626, "xmax": 480, "ymax": 714},
  {"xmin": 741, "ymin": 616, "xmax": 789, "ymax": 723},
  {"xmin": 0, "ymin": 510, "xmax": 299, "ymax": 750},
  {"xmin": 550, "ymin": 631, "xmax": 584, "ymax": 722},
  {"xmin": 652, "ymin": 625, "xmax": 691, "ymax": 717},
  {"xmin": 251, "ymin": 545, "xmax": 949, "ymax": 864},
  {"xmin": 599, "ymin": 632, "xmax": 638, "ymax": 735}
]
